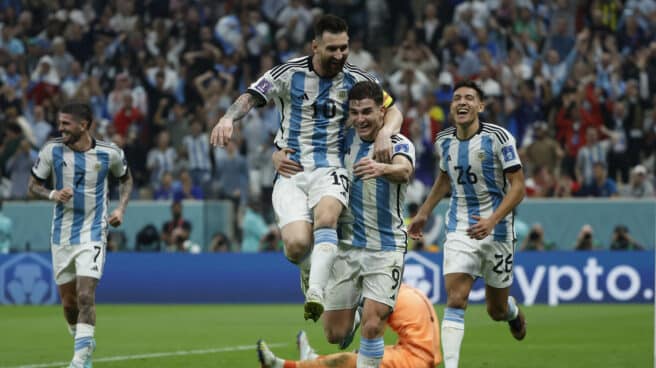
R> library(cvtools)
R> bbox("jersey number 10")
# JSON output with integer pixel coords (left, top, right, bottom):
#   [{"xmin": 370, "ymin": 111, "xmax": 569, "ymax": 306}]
[{"xmin": 312, "ymin": 100, "xmax": 337, "ymax": 119}]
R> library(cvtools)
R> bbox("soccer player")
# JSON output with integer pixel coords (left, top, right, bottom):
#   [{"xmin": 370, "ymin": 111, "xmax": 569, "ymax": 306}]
[
  {"xmin": 210, "ymin": 14, "xmax": 402, "ymax": 321},
  {"xmin": 407, "ymin": 80, "xmax": 527, "ymax": 368},
  {"xmin": 319, "ymin": 81, "xmax": 414, "ymax": 367},
  {"xmin": 28, "ymin": 102, "xmax": 133, "ymax": 368},
  {"xmin": 257, "ymin": 283, "xmax": 442, "ymax": 368}
]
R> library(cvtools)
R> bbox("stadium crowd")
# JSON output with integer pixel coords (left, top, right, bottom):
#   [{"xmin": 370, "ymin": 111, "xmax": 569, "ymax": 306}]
[{"xmin": 0, "ymin": 0, "xmax": 654, "ymax": 251}]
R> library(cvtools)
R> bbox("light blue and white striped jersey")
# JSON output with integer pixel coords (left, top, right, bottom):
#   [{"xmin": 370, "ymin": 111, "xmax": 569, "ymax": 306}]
[
  {"xmin": 182, "ymin": 133, "xmax": 211, "ymax": 171},
  {"xmin": 247, "ymin": 56, "xmax": 384, "ymax": 171},
  {"xmin": 436, "ymin": 123, "xmax": 522, "ymax": 241},
  {"xmin": 32, "ymin": 138, "xmax": 128, "ymax": 246},
  {"xmin": 340, "ymin": 132, "xmax": 415, "ymax": 252}
]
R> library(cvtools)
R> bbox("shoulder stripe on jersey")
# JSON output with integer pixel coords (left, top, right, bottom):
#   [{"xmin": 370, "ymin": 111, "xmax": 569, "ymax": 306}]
[
  {"xmin": 481, "ymin": 127, "xmax": 506, "ymax": 144},
  {"xmin": 481, "ymin": 123, "xmax": 509, "ymax": 142},
  {"xmin": 271, "ymin": 57, "xmax": 310, "ymax": 80},
  {"xmin": 344, "ymin": 66, "xmax": 375, "ymax": 82},
  {"xmin": 482, "ymin": 126, "xmax": 508, "ymax": 144},
  {"xmin": 269, "ymin": 56, "xmax": 307, "ymax": 75},
  {"xmin": 96, "ymin": 141, "xmax": 122, "ymax": 154},
  {"xmin": 482, "ymin": 123, "xmax": 509, "ymax": 140},
  {"xmin": 436, "ymin": 127, "xmax": 456, "ymax": 140}
]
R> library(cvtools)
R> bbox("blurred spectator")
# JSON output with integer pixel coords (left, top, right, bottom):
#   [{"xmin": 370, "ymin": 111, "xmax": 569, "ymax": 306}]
[
  {"xmin": 182, "ymin": 120, "xmax": 211, "ymax": 186},
  {"xmin": 161, "ymin": 200, "xmax": 192, "ymax": 252},
  {"xmin": 347, "ymin": 35, "xmax": 375, "ymax": 71},
  {"xmin": 578, "ymin": 162, "xmax": 618, "ymax": 197},
  {"xmin": 520, "ymin": 223, "xmax": 554, "ymax": 251},
  {"xmin": 573, "ymin": 224, "xmax": 603, "ymax": 250},
  {"xmin": 135, "ymin": 224, "xmax": 161, "ymax": 252},
  {"xmin": 0, "ymin": 199, "xmax": 11, "ymax": 253},
  {"xmin": 576, "ymin": 126, "xmax": 610, "ymax": 186},
  {"xmin": 609, "ymin": 225, "xmax": 644, "ymax": 251},
  {"xmin": 525, "ymin": 165, "xmax": 555, "ymax": 198},
  {"xmin": 277, "ymin": 0, "xmax": 314, "ymax": 48},
  {"xmin": 153, "ymin": 171, "xmax": 176, "ymax": 201},
  {"xmin": 0, "ymin": 123, "xmax": 23, "ymax": 177},
  {"xmin": 209, "ymin": 232, "xmax": 231, "ymax": 253},
  {"xmin": 5, "ymin": 139, "xmax": 35, "ymax": 199},
  {"xmin": 113, "ymin": 93, "xmax": 143, "ymax": 138},
  {"xmin": 107, "ymin": 230, "xmax": 126, "ymax": 252},
  {"xmin": 147, "ymin": 131, "xmax": 177, "ymax": 188},
  {"xmin": 521, "ymin": 121, "xmax": 564, "ymax": 176},
  {"xmin": 214, "ymin": 140, "xmax": 249, "ymax": 207},
  {"xmin": 51, "ymin": 36, "xmax": 74, "ymax": 78},
  {"xmin": 28, "ymin": 105, "xmax": 52, "ymax": 148},
  {"xmin": 620, "ymin": 164, "xmax": 654, "ymax": 198},
  {"xmin": 554, "ymin": 174, "xmax": 581, "ymax": 198},
  {"xmin": 174, "ymin": 169, "xmax": 204, "ymax": 201},
  {"xmin": 240, "ymin": 199, "xmax": 271, "ymax": 253}
]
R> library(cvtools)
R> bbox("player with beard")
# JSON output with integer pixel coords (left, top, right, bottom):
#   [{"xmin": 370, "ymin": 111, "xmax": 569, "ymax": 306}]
[
  {"xmin": 29, "ymin": 102, "xmax": 133, "ymax": 368},
  {"xmin": 210, "ymin": 14, "xmax": 402, "ymax": 323},
  {"xmin": 408, "ymin": 80, "xmax": 527, "ymax": 368}
]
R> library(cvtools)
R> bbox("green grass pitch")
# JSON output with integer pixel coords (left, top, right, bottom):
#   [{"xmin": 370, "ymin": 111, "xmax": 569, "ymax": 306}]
[{"xmin": 0, "ymin": 304, "xmax": 652, "ymax": 368}]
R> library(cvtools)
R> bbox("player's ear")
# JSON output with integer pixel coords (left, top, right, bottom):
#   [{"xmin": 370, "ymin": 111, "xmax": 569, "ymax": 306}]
[
  {"xmin": 311, "ymin": 39, "xmax": 319, "ymax": 53},
  {"xmin": 477, "ymin": 100, "xmax": 485, "ymax": 113}
]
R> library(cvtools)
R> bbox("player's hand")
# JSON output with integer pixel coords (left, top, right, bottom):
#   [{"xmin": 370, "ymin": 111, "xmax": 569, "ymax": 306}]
[
  {"xmin": 353, "ymin": 157, "xmax": 385, "ymax": 180},
  {"xmin": 272, "ymin": 148, "xmax": 303, "ymax": 177},
  {"xmin": 210, "ymin": 116, "xmax": 234, "ymax": 147},
  {"xmin": 373, "ymin": 128, "xmax": 392, "ymax": 163},
  {"xmin": 467, "ymin": 215, "xmax": 495, "ymax": 240},
  {"xmin": 408, "ymin": 213, "xmax": 428, "ymax": 240},
  {"xmin": 108, "ymin": 209, "xmax": 124, "ymax": 227},
  {"xmin": 53, "ymin": 188, "xmax": 73, "ymax": 203}
]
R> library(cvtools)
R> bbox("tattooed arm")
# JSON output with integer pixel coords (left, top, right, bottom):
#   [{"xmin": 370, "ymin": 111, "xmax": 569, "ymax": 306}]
[
  {"xmin": 28, "ymin": 176, "xmax": 73, "ymax": 202},
  {"xmin": 108, "ymin": 169, "xmax": 133, "ymax": 227},
  {"xmin": 210, "ymin": 93, "xmax": 264, "ymax": 147}
]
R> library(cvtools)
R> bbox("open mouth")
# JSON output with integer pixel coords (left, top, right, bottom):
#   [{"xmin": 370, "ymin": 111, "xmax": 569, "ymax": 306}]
[{"xmin": 456, "ymin": 107, "xmax": 469, "ymax": 118}]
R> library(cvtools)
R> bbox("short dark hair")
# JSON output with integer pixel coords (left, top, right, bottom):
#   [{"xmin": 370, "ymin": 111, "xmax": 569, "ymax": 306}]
[
  {"xmin": 314, "ymin": 14, "xmax": 348, "ymax": 38},
  {"xmin": 453, "ymin": 79, "xmax": 485, "ymax": 101},
  {"xmin": 348, "ymin": 81, "xmax": 383, "ymax": 106},
  {"xmin": 60, "ymin": 102, "xmax": 93, "ymax": 128}
]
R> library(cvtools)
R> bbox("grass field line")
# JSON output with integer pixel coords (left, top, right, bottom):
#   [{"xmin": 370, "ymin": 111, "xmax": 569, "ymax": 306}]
[{"xmin": 4, "ymin": 342, "xmax": 289, "ymax": 368}]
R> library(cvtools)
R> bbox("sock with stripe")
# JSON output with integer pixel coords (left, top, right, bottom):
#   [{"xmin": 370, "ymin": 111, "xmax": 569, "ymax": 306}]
[
  {"xmin": 356, "ymin": 336, "xmax": 384, "ymax": 368},
  {"xmin": 308, "ymin": 228, "xmax": 338, "ymax": 293},
  {"xmin": 72, "ymin": 323, "xmax": 95, "ymax": 365},
  {"xmin": 442, "ymin": 307, "xmax": 465, "ymax": 368}
]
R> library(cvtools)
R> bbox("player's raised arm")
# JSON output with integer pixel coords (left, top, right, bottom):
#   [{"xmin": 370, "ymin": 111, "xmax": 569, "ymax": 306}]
[
  {"xmin": 210, "ymin": 93, "xmax": 263, "ymax": 147},
  {"xmin": 408, "ymin": 170, "xmax": 451, "ymax": 239},
  {"xmin": 374, "ymin": 100, "xmax": 403, "ymax": 163}
]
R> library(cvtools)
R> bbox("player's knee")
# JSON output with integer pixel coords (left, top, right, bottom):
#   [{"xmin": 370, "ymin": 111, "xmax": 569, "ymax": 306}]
[
  {"xmin": 446, "ymin": 294, "xmax": 468, "ymax": 309},
  {"xmin": 282, "ymin": 235, "xmax": 310, "ymax": 263},
  {"xmin": 61, "ymin": 294, "xmax": 77, "ymax": 309},
  {"xmin": 324, "ymin": 328, "xmax": 347, "ymax": 345},
  {"xmin": 486, "ymin": 304, "xmax": 507, "ymax": 321},
  {"xmin": 313, "ymin": 213, "xmax": 339, "ymax": 229},
  {"xmin": 360, "ymin": 317, "xmax": 385, "ymax": 339},
  {"xmin": 76, "ymin": 291, "xmax": 95, "ymax": 309}
]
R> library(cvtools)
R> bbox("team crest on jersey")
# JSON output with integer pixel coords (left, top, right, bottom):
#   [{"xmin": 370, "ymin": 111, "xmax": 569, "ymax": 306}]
[
  {"xmin": 337, "ymin": 90, "xmax": 348, "ymax": 100},
  {"xmin": 94, "ymin": 163, "xmax": 101, "ymax": 171},
  {"xmin": 501, "ymin": 146, "xmax": 516, "ymax": 162},
  {"xmin": 394, "ymin": 143, "xmax": 409, "ymax": 153},
  {"xmin": 255, "ymin": 78, "xmax": 272, "ymax": 94},
  {"xmin": 477, "ymin": 151, "xmax": 486, "ymax": 160}
]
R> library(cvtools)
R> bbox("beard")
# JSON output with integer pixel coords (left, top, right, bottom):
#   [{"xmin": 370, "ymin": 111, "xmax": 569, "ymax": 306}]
[
  {"xmin": 321, "ymin": 56, "xmax": 346, "ymax": 77},
  {"xmin": 61, "ymin": 130, "xmax": 82, "ymax": 145}
]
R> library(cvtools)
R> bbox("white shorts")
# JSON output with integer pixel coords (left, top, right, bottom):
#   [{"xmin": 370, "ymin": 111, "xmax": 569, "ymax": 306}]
[
  {"xmin": 324, "ymin": 246, "xmax": 404, "ymax": 311},
  {"xmin": 51, "ymin": 242, "xmax": 106, "ymax": 285},
  {"xmin": 443, "ymin": 233, "xmax": 515, "ymax": 288},
  {"xmin": 272, "ymin": 167, "xmax": 349, "ymax": 227}
]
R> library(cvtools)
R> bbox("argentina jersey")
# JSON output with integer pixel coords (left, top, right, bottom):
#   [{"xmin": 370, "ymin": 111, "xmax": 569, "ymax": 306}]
[
  {"xmin": 247, "ymin": 56, "xmax": 389, "ymax": 171},
  {"xmin": 32, "ymin": 138, "xmax": 128, "ymax": 246},
  {"xmin": 436, "ymin": 123, "xmax": 522, "ymax": 241},
  {"xmin": 341, "ymin": 132, "xmax": 416, "ymax": 252}
]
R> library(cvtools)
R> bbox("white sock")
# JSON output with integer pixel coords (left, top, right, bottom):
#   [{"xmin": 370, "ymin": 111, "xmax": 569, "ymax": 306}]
[
  {"xmin": 308, "ymin": 228, "xmax": 338, "ymax": 292},
  {"xmin": 506, "ymin": 296, "xmax": 519, "ymax": 321},
  {"xmin": 442, "ymin": 308, "xmax": 465, "ymax": 368},
  {"xmin": 357, "ymin": 337, "xmax": 384, "ymax": 368},
  {"xmin": 73, "ymin": 323, "xmax": 95, "ymax": 363}
]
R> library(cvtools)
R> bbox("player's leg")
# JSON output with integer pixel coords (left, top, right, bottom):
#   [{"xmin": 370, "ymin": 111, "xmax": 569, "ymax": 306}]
[
  {"xmin": 52, "ymin": 244, "xmax": 78, "ymax": 338},
  {"xmin": 323, "ymin": 246, "xmax": 361, "ymax": 346},
  {"xmin": 442, "ymin": 273, "xmax": 474, "ymax": 368},
  {"xmin": 305, "ymin": 168, "xmax": 348, "ymax": 321},
  {"xmin": 357, "ymin": 250, "xmax": 404, "ymax": 368},
  {"xmin": 273, "ymin": 175, "xmax": 314, "ymax": 294},
  {"xmin": 69, "ymin": 243, "xmax": 105, "ymax": 368},
  {"xmin": 481, "ymin": 239, "xmax": 526, "ymax": 340},
  {"xmin": 258, "ymin": 339, "xmax": 357, "ymax": 368},
  {"xmin": 58, "ymin": 282, "xmax": 78, "ymax": 337}
]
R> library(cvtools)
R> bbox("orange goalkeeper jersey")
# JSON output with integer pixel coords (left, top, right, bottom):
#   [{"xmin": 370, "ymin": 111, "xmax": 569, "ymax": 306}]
[{"xmin": 386, "ymin": 284, "xmax": 442, "ymax": 367}]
